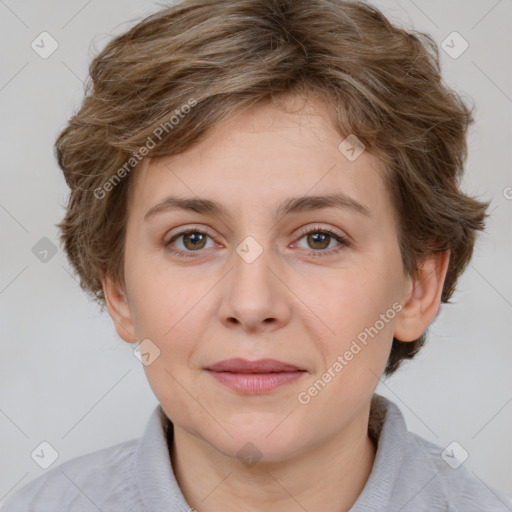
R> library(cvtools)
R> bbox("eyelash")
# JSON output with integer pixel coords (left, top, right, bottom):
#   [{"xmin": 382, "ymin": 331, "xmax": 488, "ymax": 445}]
[{"xmin": 165, "ymin": 225, "xmax": 350, "ymax": 259}]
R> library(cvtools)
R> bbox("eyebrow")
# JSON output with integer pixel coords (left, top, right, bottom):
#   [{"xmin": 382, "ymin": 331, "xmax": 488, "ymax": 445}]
[{"xmin": 144, "ymin": 192, "xmax": 372, "ymax": 222}]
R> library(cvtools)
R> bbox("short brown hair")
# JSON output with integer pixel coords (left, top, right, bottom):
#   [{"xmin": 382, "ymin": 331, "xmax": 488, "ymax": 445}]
[{"xmin": 55, "ymin": 0, "xmax": 490, "ymax": 376}]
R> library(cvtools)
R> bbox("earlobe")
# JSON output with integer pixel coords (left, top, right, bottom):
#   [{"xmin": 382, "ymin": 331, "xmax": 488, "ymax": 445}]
[
  {"xmin": 101, "ymin": 273, "xmax": 138, "ymax": 343},
  {"xmin": 393, "ymin": 250, "xmax": 450, "ymax": 342}
]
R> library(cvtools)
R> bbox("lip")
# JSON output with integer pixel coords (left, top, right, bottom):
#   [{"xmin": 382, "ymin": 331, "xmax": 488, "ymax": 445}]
[
  {"xmin": 205, "ymin": 358, "xmax": 305, "ymax": 373},
  {"xmin": 204, "ymin": 358, "xmax": 307, "ymax": 395}
]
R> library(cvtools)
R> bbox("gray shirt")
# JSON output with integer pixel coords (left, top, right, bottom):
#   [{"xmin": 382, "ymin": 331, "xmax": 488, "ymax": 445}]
[{"xmin": 2, "ymin": 394, "xmax": 511, "ymax": 511}]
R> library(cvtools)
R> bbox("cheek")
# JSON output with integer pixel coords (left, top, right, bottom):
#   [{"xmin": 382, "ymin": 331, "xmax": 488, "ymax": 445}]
[
  {"xmin": 314, "ymin": 265, "xmax": 397, "ymax": 333},
  {"xmin": 305, "ymin": 263, "xmax": 400, "ymax": 378},
  {"xmin": 128, "ymin": 263, "xmax": 218, "ymax": 370},
  {"xmin": 132, "ymin": 270, "xmax": 209, "ymax": 427},
  {"xmin": 126, "ymin": 252, "xmax": 195, "ymax": 335}
]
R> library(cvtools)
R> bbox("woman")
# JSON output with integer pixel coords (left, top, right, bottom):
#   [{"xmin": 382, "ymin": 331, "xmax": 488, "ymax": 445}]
[{"xmin": 4, "ymin": 0, "xmax": 511, "ymax": 510}]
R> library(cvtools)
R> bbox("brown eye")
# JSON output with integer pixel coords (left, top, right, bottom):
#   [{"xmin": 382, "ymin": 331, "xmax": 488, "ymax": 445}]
[
  {"xmin": 166, "ymin": 229, "xmax": 215, "ymax": 256},
  {"xmin": 305, "ymin": 232, "xmax": 331, "ymax": 250},
  {"xmin": 294, "ymin": 226, "xmax": 350, "ymax": 257},
  {"xmin": 181, "ymin": 232, "xmax": 208, "ymax": 251}
]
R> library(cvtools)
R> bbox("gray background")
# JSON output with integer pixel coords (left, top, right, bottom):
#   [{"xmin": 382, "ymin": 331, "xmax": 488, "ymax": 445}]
[{"xmin": 1, "ymin": 0, "xmax": 511, "ymax": 503}]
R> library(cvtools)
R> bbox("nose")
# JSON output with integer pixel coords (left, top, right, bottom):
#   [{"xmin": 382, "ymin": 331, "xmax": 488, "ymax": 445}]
[{"xmin": 217, "ymin": 239, "xmax": 291, "ymax": 334}]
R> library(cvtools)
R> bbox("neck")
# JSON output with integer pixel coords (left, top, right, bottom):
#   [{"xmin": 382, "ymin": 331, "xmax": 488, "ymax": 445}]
[{"xmin": 169, "ymin": 401, "xmax": 377, "ymax": 512}]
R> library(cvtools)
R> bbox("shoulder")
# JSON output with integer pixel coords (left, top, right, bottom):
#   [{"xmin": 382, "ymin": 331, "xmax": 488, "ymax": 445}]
[
  {"xmin": 367, "ymin": 394, "xmax": 512, "ymax": 512},
  {"xmin": 404, "ymin": 431, "xmax": 512, "ymax": 511},
  {"xmin": 1, "ymin": 438, "xmax": 142, "ymax": 512}
]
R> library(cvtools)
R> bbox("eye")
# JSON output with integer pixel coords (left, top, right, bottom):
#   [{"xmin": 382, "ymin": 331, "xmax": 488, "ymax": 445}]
[
  {"xmin": 165, "ymin": 228, "xmax": 216, "ymax": 257},
  {"xmin": 165, "ymin": 225, "xmax": 350, "ymax": 258},
  {"xmin": 293, "ymin": 225, "xmax": 350, "ymax": 257}
]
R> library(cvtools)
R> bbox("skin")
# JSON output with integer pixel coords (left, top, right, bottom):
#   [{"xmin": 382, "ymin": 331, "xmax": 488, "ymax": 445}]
[{"xmin": 102, "ymin": 93, "xmax": 450, "ymax": 512}]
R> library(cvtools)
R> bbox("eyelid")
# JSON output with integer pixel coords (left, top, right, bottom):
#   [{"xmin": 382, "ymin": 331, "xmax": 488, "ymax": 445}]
[
  {"xmin": 293, "ymin": 223, "xmax": 348, "ymax": 242},
  {"xmin": 164, "ymin": 223, "xmax": 350, "ymax": 258},
  {"xmin": 165, "ymin": 223, "xmax": 348, "ymax": 242},
  {"xmin": 291, "ymin": 224, "xmax": 351, "ymax": 256},
  {"xmin": 164, "ymin": 225, "xmax": 218, "ymax": 244}
]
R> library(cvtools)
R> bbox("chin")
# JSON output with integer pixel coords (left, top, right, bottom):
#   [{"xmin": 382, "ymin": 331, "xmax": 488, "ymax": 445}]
[{"xmin": 201, "ymin": 419, "xmax": 306, "ymax": 464}]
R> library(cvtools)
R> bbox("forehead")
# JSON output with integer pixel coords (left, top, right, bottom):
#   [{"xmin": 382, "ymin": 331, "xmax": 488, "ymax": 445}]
[{"xmin": 127, "ymin": 95, "xmax": 394, "ymax": 230}]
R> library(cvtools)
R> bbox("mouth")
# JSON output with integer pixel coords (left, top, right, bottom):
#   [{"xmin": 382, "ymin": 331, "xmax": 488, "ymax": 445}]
[{"xmin": 204, "ymin": 358, "xmax": 307, "ymax": 395}]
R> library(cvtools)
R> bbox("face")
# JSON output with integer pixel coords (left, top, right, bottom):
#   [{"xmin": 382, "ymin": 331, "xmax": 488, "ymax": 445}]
[{"xmin": 113, "ymin": 94, "xmax": 415, "ymax": 462}]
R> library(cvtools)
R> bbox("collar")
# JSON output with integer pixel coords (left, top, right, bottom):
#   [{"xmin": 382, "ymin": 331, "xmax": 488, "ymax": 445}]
[{"xmin": 134, "ymin": 393, "xmax": 444, "ymax": 511}]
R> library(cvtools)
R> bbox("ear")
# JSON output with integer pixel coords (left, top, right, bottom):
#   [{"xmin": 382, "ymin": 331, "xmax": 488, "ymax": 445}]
[
  {"xmin": 101, "ymin": 273, "xmax": 138, "ymax": 343},
  {"xmin": 393, "ymin": 250, "xmax": 450, "ymax": 342}
]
